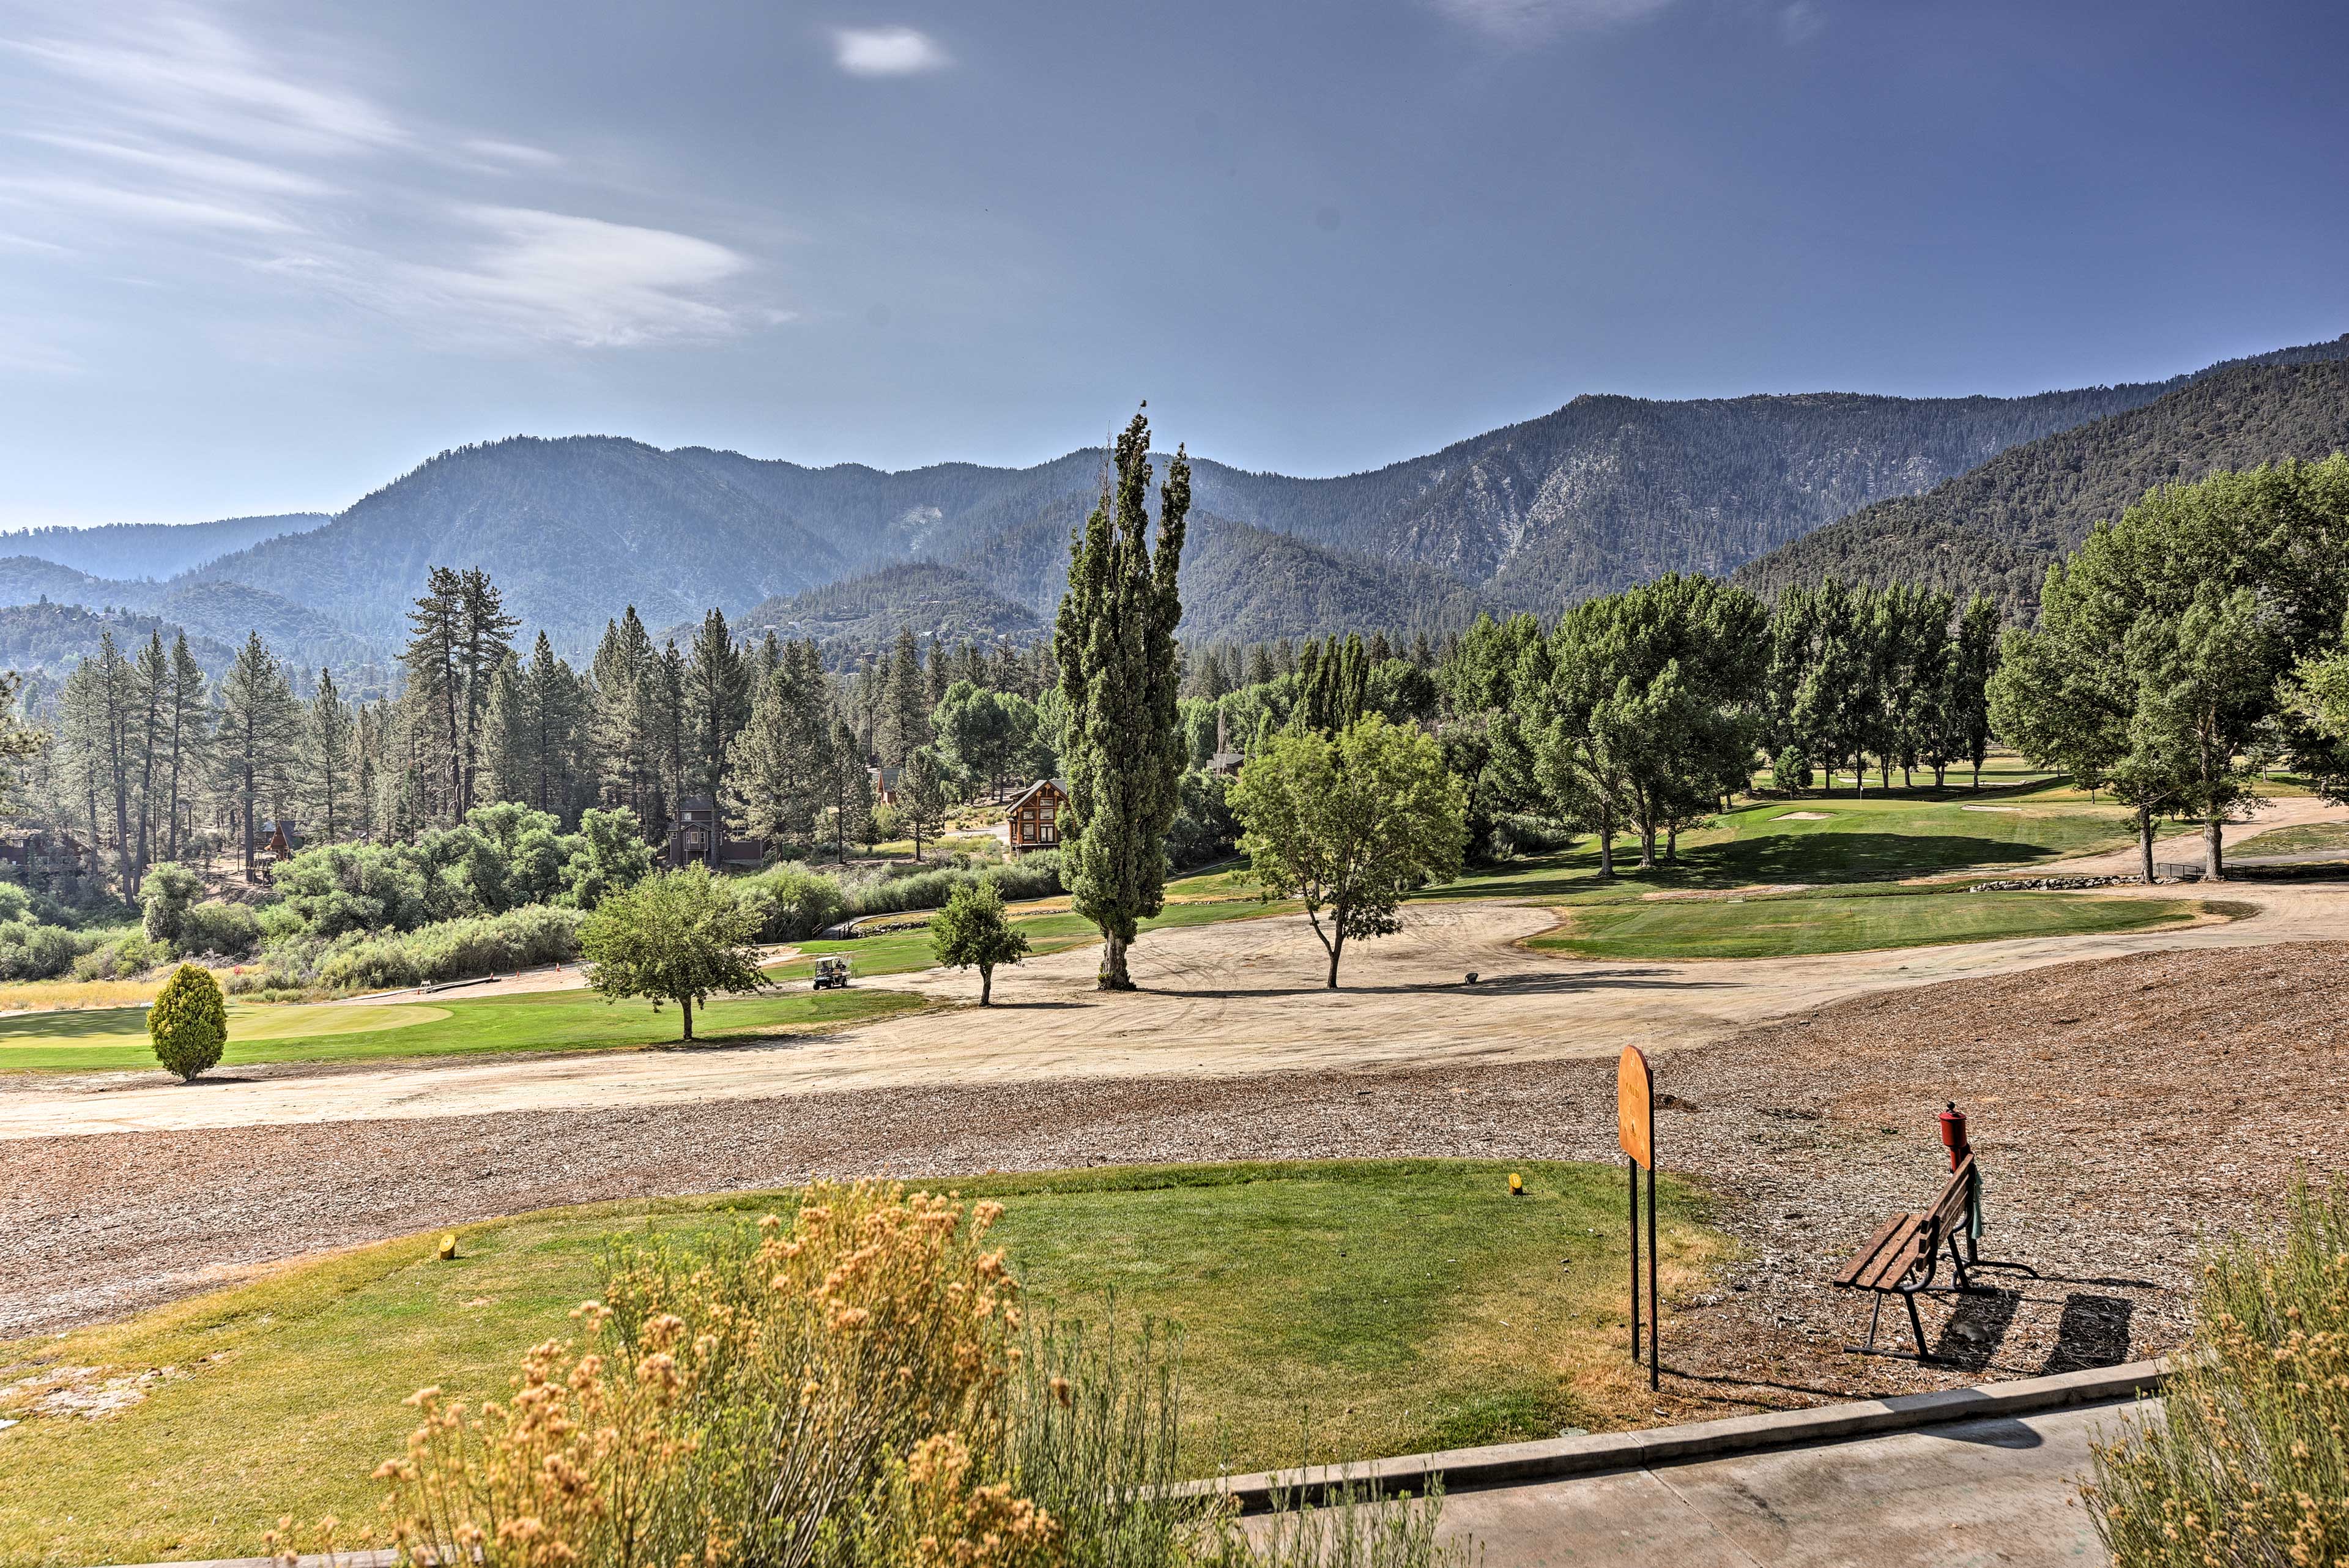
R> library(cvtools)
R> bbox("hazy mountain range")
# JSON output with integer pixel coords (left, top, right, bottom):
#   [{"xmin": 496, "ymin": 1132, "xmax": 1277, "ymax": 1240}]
[{"xmin": 6, "ymin": 332, "xmax": 2346, "ymax": 675}]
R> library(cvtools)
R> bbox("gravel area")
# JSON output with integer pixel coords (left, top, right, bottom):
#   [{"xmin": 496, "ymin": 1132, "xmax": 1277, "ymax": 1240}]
[{"xmin": 7, "ymin": 941, "xmax": 2343, "ymax": 1424}]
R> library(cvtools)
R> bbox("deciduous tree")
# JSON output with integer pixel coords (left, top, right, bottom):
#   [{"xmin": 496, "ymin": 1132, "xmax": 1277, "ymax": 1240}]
[
  {"xmin": 1229, "ymin": 714, "xmax": 1466, "ymax": 988},
  {"xmin": 580, "ymin": 863, "xmax": 767, "ymax": 1042}
]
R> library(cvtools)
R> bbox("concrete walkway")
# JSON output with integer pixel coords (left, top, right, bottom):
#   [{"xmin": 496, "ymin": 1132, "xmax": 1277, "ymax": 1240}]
[{"xmin": 1433, "ymin": 1399, "xmax": 2134, "ymax": 1567}]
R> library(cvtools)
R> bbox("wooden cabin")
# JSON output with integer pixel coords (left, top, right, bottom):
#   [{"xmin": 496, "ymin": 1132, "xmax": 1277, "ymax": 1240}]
[
  {"xmin": 0, "ymin": 830, "xmax": 93, "ymax": 885},
  {"xmin": 664, "ymin": 795, "xmax": 768, "ymax": 871},
  {"xmin": 1004, "ymin": 779, "xmax": 1067, "ymax": 853}
]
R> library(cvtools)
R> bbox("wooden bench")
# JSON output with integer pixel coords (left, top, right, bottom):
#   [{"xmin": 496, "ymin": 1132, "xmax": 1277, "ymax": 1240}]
[{"xmin": 1831, "ymin": 1153, "xmax": 2033, "ymax": 1361}]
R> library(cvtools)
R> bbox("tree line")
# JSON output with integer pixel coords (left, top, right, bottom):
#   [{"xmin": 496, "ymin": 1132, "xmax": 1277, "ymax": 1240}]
[
  {"xmin": 1991, "ymin": 455, "xmax": 2349, "ymax": 881},
  {"xmin": 14, "ymin": 564, "xmax": 1069, "ymax": 904}
]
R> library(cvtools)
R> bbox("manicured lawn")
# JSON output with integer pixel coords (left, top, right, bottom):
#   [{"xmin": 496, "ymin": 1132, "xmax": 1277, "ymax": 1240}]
[
  {"xmin": 0, "ymin": 1159, "xmax": 1716, "ymax": 1566},
  {"xmin": 1531, "ymin": 888, "xmax": 2211, "ymax": 960},
  {"xmin": 0, "ymin": 986, "xmax": 922, "ymax": 1074},
  {"xmin": 1419, "ymin": 777, "xmax": 2144, "ymax": 905}
]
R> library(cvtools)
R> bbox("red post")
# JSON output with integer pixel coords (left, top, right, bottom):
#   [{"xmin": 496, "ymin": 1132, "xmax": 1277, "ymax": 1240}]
[{"xmin": 1939, "ymin": 1101, "xmax": 1969, "ymax": 1171}]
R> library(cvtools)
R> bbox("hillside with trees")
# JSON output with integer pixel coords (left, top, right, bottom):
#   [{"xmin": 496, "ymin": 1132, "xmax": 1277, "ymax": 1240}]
[
  {"xmin": 1735, "ymin": 357, "xmax": 2349, "ymax": 615},
  {"xmin": 725, "ymin": 563, "xmax": 1045, "ymax": 663},
  {"xmin": 11, "ymin": 335, "xmax": 2345, "ymax": 663}
]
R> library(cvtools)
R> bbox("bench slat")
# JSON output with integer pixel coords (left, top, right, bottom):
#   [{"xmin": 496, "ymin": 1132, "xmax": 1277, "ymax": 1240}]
[
  {"xmin": 1833, "ymin": 1212, "xmax": 1918, "ymax": 1290},
  {"xmin": 1854, "ymin": 1216, "xmax": 1929, "ymax": 1290}
]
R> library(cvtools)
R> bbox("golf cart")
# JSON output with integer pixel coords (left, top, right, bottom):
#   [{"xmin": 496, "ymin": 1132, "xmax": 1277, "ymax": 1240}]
[{"xmin": 811, "ymin": 955, "xmax": 852, "ymax": 991}]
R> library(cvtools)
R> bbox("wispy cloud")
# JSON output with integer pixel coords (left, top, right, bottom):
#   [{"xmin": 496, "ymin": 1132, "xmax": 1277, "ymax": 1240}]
[
  {"xmin": 362, "ymin": 207, "xmax": 753, "ymax": 348},
  {"xmin": 1779, "ymin": 1, "xmax": 1824, "ymax": 43},
  {"xmin": 831, "ymin": 26, "xmax": 951, "ymax": 78},
  {"xmin": 0, "ymin": 1, "xmax": 780, "ymax": 351},
  {"xmin": 1430, "ymin": 0, "xmax": 1676, "ymax": 43},
  {"xmin": 461, "ymin": 138, "xmax": 565, "ymax": 170},
  {"xmin": 4, "ymin": 7, "xmax": 406, "ymax": 157}
]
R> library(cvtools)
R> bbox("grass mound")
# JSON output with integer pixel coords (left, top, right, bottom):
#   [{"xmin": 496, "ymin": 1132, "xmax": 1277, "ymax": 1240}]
[{"xmin": 0, "ymin": 1159, "xmax": 1716, "ymax": 1564}]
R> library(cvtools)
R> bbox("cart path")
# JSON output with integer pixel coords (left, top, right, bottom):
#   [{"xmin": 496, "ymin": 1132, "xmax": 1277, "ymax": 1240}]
[
  {"xmin": 2037, "ymin": 793, "xmax": 2347, "ymax": 875},
  {"xmin": 1426, "ymin": 1397, "xmax": 2131, "ymax": 1567},
  {"xmin": 3, "ymin": 884, "xmax": 2345, "ymax": 1140}
]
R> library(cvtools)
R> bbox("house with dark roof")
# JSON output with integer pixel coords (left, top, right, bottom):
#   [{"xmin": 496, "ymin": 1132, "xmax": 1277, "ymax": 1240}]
[{"xmin": 664, "ymin": 795, "xmax": 769, "ymax": 870}]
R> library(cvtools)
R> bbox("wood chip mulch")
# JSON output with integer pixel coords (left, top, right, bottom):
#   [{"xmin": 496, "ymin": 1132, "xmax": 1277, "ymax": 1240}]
[{"xmin": 6, "ymin": 942, "xmax": 2343, "ymax": 1429}]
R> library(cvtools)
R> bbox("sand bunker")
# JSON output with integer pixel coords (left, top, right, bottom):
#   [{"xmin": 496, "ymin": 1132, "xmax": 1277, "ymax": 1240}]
[
  {"xmin": 1962, "ymin": 804, "xmax": 2022, "ymax": 813},
  {"xmin": 1776, "ymin": 811, "xmax": 1832, "ymax": 820}
]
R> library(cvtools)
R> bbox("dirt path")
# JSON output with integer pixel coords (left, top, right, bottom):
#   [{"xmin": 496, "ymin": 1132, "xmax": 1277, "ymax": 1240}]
[
  {"xmin": 2036, "ymin": 793, "xmax": 2349, "ymax": 875},
  {"xmin": 4, "ymin": 884, "xmax": 2345, "ymax": 1141}
]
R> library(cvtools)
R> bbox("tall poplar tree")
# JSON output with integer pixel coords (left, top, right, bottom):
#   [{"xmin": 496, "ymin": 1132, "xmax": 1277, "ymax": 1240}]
[{"xmin": 1052, "ymin": 410, "xmax": 1190, "ymax": 990}]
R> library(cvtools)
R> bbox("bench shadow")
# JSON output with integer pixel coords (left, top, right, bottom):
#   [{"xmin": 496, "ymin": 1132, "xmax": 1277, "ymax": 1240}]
[
  {"xmin": 1928, "ymin": 1288, "xmax": 2022, "ymax": 1373},
  {"xmin": 2040, "ymin": 1294, "xmax": 2136, "ymax": 1375}
]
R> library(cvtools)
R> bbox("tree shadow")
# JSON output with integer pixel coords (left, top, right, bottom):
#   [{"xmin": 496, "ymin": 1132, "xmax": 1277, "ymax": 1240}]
[
  {"xmin": 1143, "ymin": 968, "xmax": 1734, "ymax": 1001},
  {"xmin": 0, "ymin": 1008, "xmax": 150, "ymax": 1041}
]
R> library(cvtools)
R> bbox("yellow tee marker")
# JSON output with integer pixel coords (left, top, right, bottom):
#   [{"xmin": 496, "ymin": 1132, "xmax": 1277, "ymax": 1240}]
[{"xmin": 1508, "ymin": 1173, "xmax": 1524, "ymax": 1197}]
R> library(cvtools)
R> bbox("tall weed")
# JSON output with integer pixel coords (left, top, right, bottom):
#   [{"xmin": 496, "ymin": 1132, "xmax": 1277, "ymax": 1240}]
[
  {"xmin": 2085, "ymin": 1176, "xmax": 2349, "ymax": 1564},
  {"xmin": 330, "ymin": 1183, "xmax": 1465, "ymax": 1568}
]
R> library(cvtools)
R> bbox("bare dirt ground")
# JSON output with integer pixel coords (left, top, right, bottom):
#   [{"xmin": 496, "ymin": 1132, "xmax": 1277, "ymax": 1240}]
[
  {"xmin": 2039, "ymin": 792, "xmax": 2347, "ymax": 875},
  {"xmin": 6, "ymin": 940, "xmax": 2342, "ymax": 1437},
  {"xmin": 5, "ymin": 883, "xmax": 2341, "ymax": 1140}
]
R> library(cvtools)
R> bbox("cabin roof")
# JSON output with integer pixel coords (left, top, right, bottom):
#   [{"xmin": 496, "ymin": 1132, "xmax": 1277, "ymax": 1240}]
[{"xmin": 1004, "ymin": 779, "xmax": 1067, "ymax": 811}]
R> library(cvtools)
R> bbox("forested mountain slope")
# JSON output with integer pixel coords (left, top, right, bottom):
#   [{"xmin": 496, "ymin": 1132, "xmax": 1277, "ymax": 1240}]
[
  {"xmin": 722, "ymin": 563, "xmax": 1045, "ymax": 663},
  {"xmin": 0, "ymin": 603, "xmax": 239, "ymax": 682},
  {"xmin": 1734, "ymin": 356, "xmax": 2349, "ymax": 615},
  {"xmin": 5, "ymin": 333, "xmax": 2345, "ymax": 655},
  {"xmin": 186, "ymin": 437, "xmax": 850, "ymax": 642},
  {"xmin": 0, "ymin": 557, "xmax": 161, "ymax": 614},
  {"xmin": 0, "ymin": 513, "xmax": 327, "ymax": 582}
]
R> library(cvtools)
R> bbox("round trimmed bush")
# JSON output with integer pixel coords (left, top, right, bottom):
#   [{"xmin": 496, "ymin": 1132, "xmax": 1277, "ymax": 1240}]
[{"xmin": 149, "ymin": 963, "xmax": 228, "ymax": 1082}]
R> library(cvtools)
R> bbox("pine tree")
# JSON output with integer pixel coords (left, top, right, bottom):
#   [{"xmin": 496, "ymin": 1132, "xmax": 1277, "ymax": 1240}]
[
  {"xmin": 883, "ymin": 628, "xmax": 928, "ymax": 767},
  {"xmin": 159, "ymin": 633, "xmax": 209, "ymax": 860},
  {"xmin": 132, "ymin": 633, "xmax": 169, "ymax": 877},
  {"xmin": 1053, "ymin": 411, "xmax": 1190, "ymax": 990},
  {"xmin": 903, "ymin": 746, "xmax": 947, "ymax": 861},
  {"xmin": 215, "ymin": 633, "xmax": 300, "ymax": 879},
  {"xmin": 685, "ymin": 608, "xmax": 751, "ymax": 812},
  {"xmin": 305, "ymin": 667, "xmax": 355, "ymax": 842}
]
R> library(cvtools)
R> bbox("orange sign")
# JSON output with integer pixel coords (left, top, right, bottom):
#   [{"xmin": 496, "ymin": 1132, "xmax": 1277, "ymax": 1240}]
[{"xmin": 1617, "ymin": 1046, "xmax": 1653, "ymax": 1170}]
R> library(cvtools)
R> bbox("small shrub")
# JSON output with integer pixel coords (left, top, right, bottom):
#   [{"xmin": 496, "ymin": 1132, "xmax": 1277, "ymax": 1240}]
[
  {"xmin": 139, "ymin": 862, "xmax": 204, "ymax": 943},
  {"xmin": 70, "ymin": 929, "xmax": 158, "ymax": 981},
  {"xmin": 149, "ymin": 962, "xmax": 228, "ymax": 1080},
  {"xmin": 176, "ymin": 900, "xmax": 262, "ymax": 959},
  {"xmin": 1773, "ymin": 745, "xmax": 1814, "ymax": 793}
]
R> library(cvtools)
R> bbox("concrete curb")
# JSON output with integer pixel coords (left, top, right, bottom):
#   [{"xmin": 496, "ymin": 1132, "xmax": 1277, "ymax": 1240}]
[
  {"xmin": 98, "ymin": 1362, "xmax": 2171, "ymax": 1564},
  {"xmin": 1190, "ymin": 1357, "xmax": 2170, "ymax": 1511}
]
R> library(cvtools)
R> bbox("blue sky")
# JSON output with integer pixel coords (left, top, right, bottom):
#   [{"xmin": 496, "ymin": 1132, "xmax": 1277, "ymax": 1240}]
[{"xmin": 1, "ymin": 0, "xmax": 2343, "ymax": 526}]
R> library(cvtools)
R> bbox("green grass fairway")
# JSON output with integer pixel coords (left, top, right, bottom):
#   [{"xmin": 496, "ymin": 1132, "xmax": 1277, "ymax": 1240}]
[
  {"xmin": 1417, "ymin": 777, "xmax": 2145, "ymax": 905},
  {"xmin": 1531, "ymin": 888, "xmax": 2210, "ymax": 960},
  {"xmin": 0, "ymin": 986, "xmax": 921, "ymax": 1074},
  {"xmin": 0, "ymin": 1160, "xmax": 1715, "ymax": 1566}
]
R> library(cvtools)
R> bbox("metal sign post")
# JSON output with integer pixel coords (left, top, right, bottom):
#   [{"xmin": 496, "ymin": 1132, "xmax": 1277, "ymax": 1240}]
[{"xmin": 1617, "ymin": 1045, "xmax": 1658, "ymax": 1391}]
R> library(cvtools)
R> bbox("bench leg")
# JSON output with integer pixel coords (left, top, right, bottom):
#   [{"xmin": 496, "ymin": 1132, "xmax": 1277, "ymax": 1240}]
[{"xmin": 1904, "ymin": 1290, "xmax": 1930, "ymax": 1361}]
